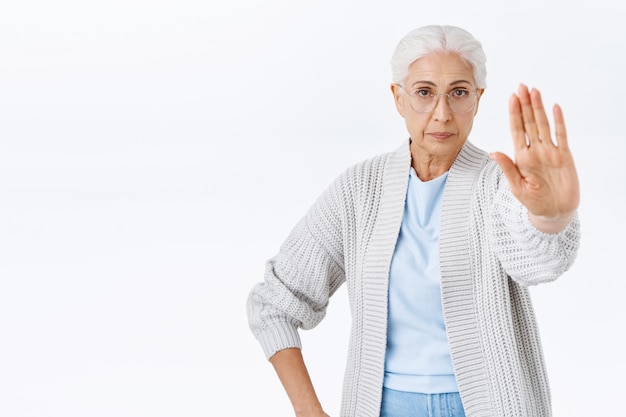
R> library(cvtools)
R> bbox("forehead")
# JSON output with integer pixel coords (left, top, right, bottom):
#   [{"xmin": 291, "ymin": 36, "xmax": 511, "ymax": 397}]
[{"xmin": 406, "ymin": 53, "xmax": 476, "ymax": 86}]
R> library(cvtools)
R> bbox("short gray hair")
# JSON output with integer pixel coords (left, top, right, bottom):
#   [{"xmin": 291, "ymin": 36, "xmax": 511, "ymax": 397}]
[{"xmin": 391, "ymin": 25, "xmax": 487, "ymax": 89}]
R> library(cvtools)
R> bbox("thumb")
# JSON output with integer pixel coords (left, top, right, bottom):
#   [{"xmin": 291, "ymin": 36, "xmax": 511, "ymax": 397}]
[{"xmin": 490, "ymin": 152, "xmax": 522, "ymax": 193}]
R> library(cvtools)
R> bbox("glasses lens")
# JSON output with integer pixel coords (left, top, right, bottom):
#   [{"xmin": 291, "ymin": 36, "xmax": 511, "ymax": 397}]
[
  {"xmin": 449, "ymin": 93, "xmax": 476, "ymax": 114},
  {"xmin": 410, "ymin": 94, "xmax": 436, "ymax": 113}
]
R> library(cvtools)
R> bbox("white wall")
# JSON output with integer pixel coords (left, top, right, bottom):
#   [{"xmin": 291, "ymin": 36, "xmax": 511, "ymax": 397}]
[{"xmin": 0, "ymin": 1, "xmax": 623, "ymax": 416}]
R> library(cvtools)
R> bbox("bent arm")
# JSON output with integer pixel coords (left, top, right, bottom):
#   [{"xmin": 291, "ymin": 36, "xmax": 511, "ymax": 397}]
[
  {"xmin": 247, "ymin": 175, "xmax": 348, "ymax": 415},
  {"xmin": 270, "ymin": 348, "xmax": 330, "ymax": 417}
]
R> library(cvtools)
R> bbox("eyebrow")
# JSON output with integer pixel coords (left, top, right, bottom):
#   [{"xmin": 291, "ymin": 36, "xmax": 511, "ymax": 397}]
[{"xmin": 410, "ymin": 80, "xmax": 473, "ymax": 88}]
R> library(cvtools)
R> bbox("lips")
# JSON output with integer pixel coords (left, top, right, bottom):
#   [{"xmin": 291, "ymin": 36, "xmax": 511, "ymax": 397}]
[{"xmin": 429, "ymin": 132, "xmax": 455, "ymax": 140}]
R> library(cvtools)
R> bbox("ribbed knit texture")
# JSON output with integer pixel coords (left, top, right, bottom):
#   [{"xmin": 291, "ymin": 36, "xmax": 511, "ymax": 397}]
[{"xmin": 247, "ymin": 139, "xmax": 580, "ymax": 417}]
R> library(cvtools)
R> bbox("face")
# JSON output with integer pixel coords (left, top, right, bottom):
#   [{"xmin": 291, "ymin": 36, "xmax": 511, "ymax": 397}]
[{"xmin": 391, "ymin": 53, "xmax": 484, "ymax": 164}]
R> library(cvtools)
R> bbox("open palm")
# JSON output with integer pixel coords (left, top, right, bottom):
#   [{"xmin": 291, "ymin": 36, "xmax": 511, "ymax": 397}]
[{"xmin": 490, "ymin": 84, "xmax": 580, "ymax": 232}]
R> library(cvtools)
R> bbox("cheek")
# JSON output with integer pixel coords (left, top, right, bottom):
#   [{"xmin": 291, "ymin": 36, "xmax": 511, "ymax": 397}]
[
  {"xmin": 404, "ymin": 114, "xmax": 428, "ymax": 136},
  {"xmin": 458, "ymin": 116, "xmax": 475, "ymax": 137}
]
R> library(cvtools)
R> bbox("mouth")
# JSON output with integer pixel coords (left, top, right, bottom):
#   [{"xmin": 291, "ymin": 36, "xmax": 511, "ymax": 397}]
[{"xmin": 428, "ymin": 132, "xmax": 455, "ymax": 140}]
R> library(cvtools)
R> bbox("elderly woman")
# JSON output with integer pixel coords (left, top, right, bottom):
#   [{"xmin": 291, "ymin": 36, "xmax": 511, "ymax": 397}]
[{"xmin": 247, "ymin": 25, "xmax": 580, "ymax": 417}]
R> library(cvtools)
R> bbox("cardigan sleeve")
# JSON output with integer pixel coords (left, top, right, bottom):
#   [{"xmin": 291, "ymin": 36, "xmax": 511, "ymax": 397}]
[
  {"xmin": 486, "ymin": 163, "xmax": 581, "ymax": 286},
  {"xmin": 246, "ymin": 176, "xmax": 347, "ymax": 360}
]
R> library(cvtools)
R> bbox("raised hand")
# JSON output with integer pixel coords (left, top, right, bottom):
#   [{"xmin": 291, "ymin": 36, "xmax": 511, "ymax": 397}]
[{"xmin": 490, "ymin": 84, "xmax": 580, "ymax": 233}]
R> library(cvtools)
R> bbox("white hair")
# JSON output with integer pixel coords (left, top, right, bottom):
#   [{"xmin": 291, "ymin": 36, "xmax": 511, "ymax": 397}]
[{"xmin": 391, "ymin": 25, "xmax": 487, "ymax": 89}]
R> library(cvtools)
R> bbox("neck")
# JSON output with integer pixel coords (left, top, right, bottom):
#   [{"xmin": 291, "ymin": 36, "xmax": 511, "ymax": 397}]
[
  {"xmin": 409, "ymin": 139, "xmax": 463, "ymax": 181},
  {"xmin": 411, "ymin": 153, "xmax": 457, "ymax": 181}
]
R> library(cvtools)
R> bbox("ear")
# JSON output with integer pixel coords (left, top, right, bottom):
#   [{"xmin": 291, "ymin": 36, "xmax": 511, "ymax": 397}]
[
  {"xmin": 473, "ymin": 88, "xmax": 486, "ymax": 116},
  {"xmin": 391, "ymin": 84, "xmax": 406, "ymax": 117}
]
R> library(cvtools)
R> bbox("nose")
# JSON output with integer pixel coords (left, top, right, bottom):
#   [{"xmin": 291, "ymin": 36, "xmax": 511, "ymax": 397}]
[{"xmin": 432, "ymin": 94, "xmax": 452, "ymax": 121}]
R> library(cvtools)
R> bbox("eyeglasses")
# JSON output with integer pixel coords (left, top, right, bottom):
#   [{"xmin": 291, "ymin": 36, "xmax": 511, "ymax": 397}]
[{"xmin": 395, "ymin": 84, "xmax": 479, "ymax": 114}]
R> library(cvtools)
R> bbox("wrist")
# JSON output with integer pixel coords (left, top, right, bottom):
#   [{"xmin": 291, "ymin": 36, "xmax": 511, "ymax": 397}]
[
  {"xmin": 528, "ymin": 211, "xmax": 576, "ymax": 234},
  {"xmin": 294, "ymin": 403, "xmax": 326, "ymax": 417}
]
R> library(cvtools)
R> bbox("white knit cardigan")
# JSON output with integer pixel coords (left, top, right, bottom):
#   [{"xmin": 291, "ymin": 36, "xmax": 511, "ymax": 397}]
[{"xmin": 247, "ymin": 139, "xmax": 580, "ymax": 417}]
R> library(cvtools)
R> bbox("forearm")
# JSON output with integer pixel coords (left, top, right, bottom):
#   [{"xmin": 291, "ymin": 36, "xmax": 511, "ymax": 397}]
[
  {"xmin": 487, "ymin": 182, "xmax": 581, "ymax": 284},
  {"xmin": 270, "ymin": 348, "xmax": 329, "ymax": 417}
]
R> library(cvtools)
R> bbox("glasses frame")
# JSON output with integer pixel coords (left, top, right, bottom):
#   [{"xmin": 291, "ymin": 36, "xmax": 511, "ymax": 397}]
[{"xmin": 395, "ymin": 84, "xmax": 479, "ymax": 115}]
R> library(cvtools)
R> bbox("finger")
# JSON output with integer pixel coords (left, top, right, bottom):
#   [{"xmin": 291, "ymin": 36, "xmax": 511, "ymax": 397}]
[
  {"xmin": 529, "ymin": 88, "xmax": 553, "ymax": 146},
  {"xmin": 553, "ymin": 103, "xmax": 570, "ymax": 151},
  {"xmin": 509, "ymin": 93, "xmax": 528, "ymax": 151},
  {"xmin": 490, "ymin": 152, "xmax": 523, "ymax": 196},
  {"xmin": 517, "ymin": 84, "xmax": 540, "ymax": 145}
]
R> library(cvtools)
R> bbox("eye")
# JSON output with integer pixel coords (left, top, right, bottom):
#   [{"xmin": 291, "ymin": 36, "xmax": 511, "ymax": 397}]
[
  {"xmin": 412, "ymin": 89, "xmax": 432, "ymax": 98},
  {"xmin": 451, "ymin": 89, "xmax": 470, "ymax": 98}
]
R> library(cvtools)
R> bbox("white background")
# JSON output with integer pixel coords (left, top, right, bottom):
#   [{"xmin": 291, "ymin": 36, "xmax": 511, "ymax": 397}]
[{"xmin": 0, "ymin": 1, "xmax": 624, "ymax": 416}]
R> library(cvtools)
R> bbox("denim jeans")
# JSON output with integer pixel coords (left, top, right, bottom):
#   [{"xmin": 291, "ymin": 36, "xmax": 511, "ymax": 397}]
[{"xmin": 380, "ymin": 387, "xmax": 466, "ymax": 417}]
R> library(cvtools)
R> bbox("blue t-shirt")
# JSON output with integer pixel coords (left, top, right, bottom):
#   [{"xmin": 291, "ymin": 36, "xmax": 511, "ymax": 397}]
[{"xmin": 383, "ymin": 168, "xmax": 458, "ymax": 393}]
